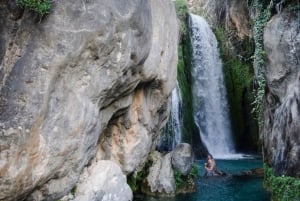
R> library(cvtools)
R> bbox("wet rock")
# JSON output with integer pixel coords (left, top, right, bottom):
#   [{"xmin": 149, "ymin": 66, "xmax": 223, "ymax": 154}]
[
  {"xmin": 171, "ymin": 143, "xmax": 194, "ymax": 175},
  {"xmin": 144, "ymin": 151, "xmax": 176, "ymax": 196},
  {"xmin": 241, "ymin": 168, "xmax": 264, "ymax": 178}
]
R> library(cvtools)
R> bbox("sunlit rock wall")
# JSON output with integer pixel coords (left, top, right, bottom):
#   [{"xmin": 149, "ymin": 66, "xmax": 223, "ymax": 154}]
[{"xmin": 0, "ymin": 0, "xmax": 178, "ymax": 200}]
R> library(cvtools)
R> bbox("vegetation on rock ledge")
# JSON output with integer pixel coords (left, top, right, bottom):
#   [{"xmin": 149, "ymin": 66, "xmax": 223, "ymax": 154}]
[
  {"xmin": 174, "ymin": 164, "xmax": 198, "ymax": 193},
  {"xmin": 251, "ymin": 0, "xmax": 272, "ymax": 126},
  {"xmin": 17, "ymin": 0, "xmax": 52, "ymax": 16},
  {"xmin": 213, "ymin": 26, "xmax": 258, "ymax": 151},
  {"xmin": 127, "ymin": 159, "xmax": 153, "ymax": 193},
  {"xmin": 264, "ymin": 164, "xmax": 300, "ymax": 201}
]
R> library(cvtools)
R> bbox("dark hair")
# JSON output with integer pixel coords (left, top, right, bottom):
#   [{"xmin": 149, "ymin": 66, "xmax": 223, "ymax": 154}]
[{"xmin": 208, "ymin": 154, "xmax": 213, "ymax": 159}]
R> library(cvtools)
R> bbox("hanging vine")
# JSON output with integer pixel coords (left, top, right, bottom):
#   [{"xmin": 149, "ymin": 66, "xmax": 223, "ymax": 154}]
[{"xmin": 251, "ymin": 0, "xmax": 272, "ymax": 126}]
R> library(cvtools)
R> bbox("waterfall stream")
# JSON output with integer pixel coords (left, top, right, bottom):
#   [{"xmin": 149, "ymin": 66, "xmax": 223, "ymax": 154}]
[
  {"xmin": 170, "ymin": 82, "xmax": 183, "ymax": 149},
  {"xmin": 190, "ymin": 14, "xmax": 235, "ymax": 159},
  {"xmin": 158, "ymin": 82, "xmax": 182, "ymax": 151}
]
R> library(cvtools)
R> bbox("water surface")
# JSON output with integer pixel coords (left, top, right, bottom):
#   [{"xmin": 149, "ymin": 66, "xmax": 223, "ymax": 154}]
[{"xmin": 134, "ymin": 158, "xmax": 270, "ymax": 201}]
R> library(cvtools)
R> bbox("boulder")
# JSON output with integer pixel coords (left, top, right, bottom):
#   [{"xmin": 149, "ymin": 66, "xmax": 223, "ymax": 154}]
[
  {"xmin": 74, "ymin": 160, "xmax": 132, "ymax": 201},
  {"xmin": 144, "ymin": 151, "xmax": 176, "ymax": 196},
  {"xmin": 171, "ymin": 143, "xmax": 194, "ymax": 175}
]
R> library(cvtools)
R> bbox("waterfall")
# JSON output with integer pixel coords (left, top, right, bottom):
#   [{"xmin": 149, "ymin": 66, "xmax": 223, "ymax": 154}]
[
  {"xmin": 170, "ymin": 82, "xmax": 183, "ymax": 149},
  {"xmin": 190, "ymin": 14, "xmax": 235, "ymax": 159},
  {"xmin": 158, "ymin": 82, "xmax": 183, "ymax": 151}
]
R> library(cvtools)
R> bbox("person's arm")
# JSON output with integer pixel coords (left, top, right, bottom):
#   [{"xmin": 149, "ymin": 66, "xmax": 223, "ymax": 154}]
[{"xmin": 211, "ymin": 160, "xmax": 216, "ymax": 170}]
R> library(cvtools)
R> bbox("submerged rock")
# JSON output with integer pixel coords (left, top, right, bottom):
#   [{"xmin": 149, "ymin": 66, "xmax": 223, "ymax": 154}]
[{"xmin": 241, "ymin": 168, "xmax": 264, "ymax": 178}]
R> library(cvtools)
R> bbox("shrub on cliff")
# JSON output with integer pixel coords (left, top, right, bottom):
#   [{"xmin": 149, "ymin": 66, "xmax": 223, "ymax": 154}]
[
  {"xmin": 264, "ymin": 164, "xmax": 300, "ymax": 201},
  {"xmin": 17, "ymin": 0, "xmax": 52, "ymax": 16}
]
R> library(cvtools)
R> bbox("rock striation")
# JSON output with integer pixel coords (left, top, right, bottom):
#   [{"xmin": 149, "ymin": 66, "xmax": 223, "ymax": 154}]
[
  {"xmin": 74, "ymin": 160, "xmax": 132, "ymax": 201},
  {"xmin": 262, "ymin": 9, "xmax": 300, "ymax": 177},
  {"xmin": 145, "ymin": 151, "xmax": 176, "ymax": 196},
  {"xmin": 0, "ymin": 0, "xmax": 178, "ymax": 200}
]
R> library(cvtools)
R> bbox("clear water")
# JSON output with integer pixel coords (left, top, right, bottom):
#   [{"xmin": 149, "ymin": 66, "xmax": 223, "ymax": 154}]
[{"xmin": 134, "ymin": 158, "xmax": 270, "ymax": 201}]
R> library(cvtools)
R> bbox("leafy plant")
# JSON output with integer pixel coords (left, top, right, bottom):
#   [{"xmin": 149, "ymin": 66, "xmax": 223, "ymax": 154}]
[
  {"xmin": 174, "ymin": 169, "xmax": 185, "ymax": 188},
  {"xmin": 251, "ymin": 0, "xmax": 272, "ymax": 126},
  {"xmin": 189, "ymin": 164, "xmax": 199, "ymax": 179},
  {"xmin": 264, "ymin": 164, "xmax": 300, "ymax": 201},
  {"xmin": 17, "ymin": 0, "xmax": 52, "ymax": 16},
  {"xmin": 174, "ymin": 0, "xmax": 189, "ymax": 34},
  {"xmin": 127, "ymin": 159, "xmax": 153, "ymax": 193},
  {"xmin": 71, "ymin": 185, "xmax": 77, "ymax": 196},
  {"xmin": 174, "ymin": 164, "xmax": 198, "ymax": 188}
]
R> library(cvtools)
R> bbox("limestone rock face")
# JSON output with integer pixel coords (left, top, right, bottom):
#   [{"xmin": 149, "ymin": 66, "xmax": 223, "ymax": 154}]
[
  {"xmin": 171, "ymin": 143, "xmax": 194, "ymax": 175},
  {"xmin": 0, "ymin": 0, "xmax": 178, "ymax": 200},
  {"xmin": 96, "ymin": 0, "xmax": 179, "ymax": 174},
  {"xmin": 188, "ymin": 0, "xmax": 252, "ymax": 55},
  {"xmin": 263, "ymin": 10, "xmax": 300, "ymax": 177},
  {"xmin": 74, "ymin": 160, "xmax": 132, "ymax": 201},
  {"xmin": 145, "ymin": 151, "xmax": 176, "ymax": 196}
]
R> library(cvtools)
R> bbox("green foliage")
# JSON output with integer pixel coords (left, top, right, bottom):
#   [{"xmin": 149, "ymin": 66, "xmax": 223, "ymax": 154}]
[
  {"xmin": 189, "ymin": 164, "xmax": 199, "ymax": 179},
  {"xmin": 214, "ymin": 25, "xmax": 258, "ymax": 150},
  {"xmin": 174, "ymin": 0, "xmax": 200, "ymax": 145},
  {"xmin": 251, "ymin": 0, "xmax": 272, "ymax": 126},
  {"xmin": 71, "ymin": 185, "xmax": 77, "ymax": 196},
  {"xmin": 17, "ymin": 0, "xmax": 52, "ymax": 16},
  {"xmin": 174, "ymin": 169, "xmax": 185, "ymax": 188},
  {"xmin": 264, "ymin": 164, "xmax": 300, "ymax": 201},
  {"xmin": 127, "ymin": 159, "xmax": 153, "ymax": 193},
  {"xmin": 174, "ymin": 0, "xmax": 189, "ymax": 34},
  {"xmin": 174, "ymin": 164, "xmax": 198, "ymax": 188}
]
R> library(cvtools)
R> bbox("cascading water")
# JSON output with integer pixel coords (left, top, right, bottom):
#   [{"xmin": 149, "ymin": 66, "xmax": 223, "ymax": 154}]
[
  {"xmin": 158, "ymin": 82, "xmax": 183, "ymax": 151},
  {"xmin": 190, "ymin": 14, "xmax": 235, "ymax": 159},
  {"xmin": 170, "ymin": 82, "xmax": 183, "ymax": 149}
]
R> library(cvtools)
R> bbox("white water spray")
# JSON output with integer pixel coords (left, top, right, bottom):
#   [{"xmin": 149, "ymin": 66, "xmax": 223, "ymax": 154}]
[
  {"xmin": 190, "ymin": 14, "xmax": 236, "ymax": 159},
  {"xmin": 170, "ymin": 82, "xmax": 183, "ymax": 149}
]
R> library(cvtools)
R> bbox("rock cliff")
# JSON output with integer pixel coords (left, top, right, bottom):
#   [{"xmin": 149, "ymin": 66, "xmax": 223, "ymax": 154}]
[
  {"xmin": 262, "ymin": 8, "xmax": 300, "ymax": 177},
  {"xmin": 0, "ymin": 0, "xmax": 178, "ymax": 200}
]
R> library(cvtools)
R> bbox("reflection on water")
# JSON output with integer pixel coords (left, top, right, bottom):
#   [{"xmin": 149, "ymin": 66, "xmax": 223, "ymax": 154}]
[{"xmin": 134, "ymin": 159, "xmax": 270, "ymax": 201}]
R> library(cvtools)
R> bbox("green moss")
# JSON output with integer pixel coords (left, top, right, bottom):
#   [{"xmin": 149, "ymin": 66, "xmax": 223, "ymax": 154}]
[
  {"xmin": 174, "ymin": 0, "xmax": 200, "ymax": 148},
  {"xmin": 251, "ymin": 0, "xmax": 272, "ymax": 126},
  {"xmin": 71, "ymin": 185, "xmax": 77, "ymax": 196},
  {"xmin": 17, "ymin": 0, "xmax": 52, "ymax": 16},
  {"xmin": 174, "ymin": 164, "xmax": 198, "ymax": 192},
  {"xmin": 213, "ymin": 25, "xmax": 258, "ymax": 151},
  {"xmin": 264, "ymin": 164, "xmax": 300, "ymax": 201},
  {"xmin": 127, "ymin": 159, "xmax": 153, "ymax": 193},
  {"xmin": 174, "ymin": 0, "xmax": 189, "ymax": 34}
]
